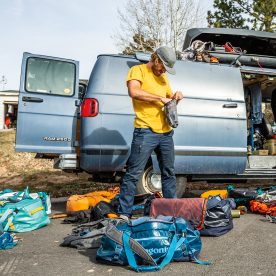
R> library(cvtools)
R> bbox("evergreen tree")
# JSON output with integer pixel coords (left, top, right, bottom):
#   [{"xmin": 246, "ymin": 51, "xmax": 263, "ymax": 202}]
[
  {"xmin": 208, "ymin": 0, "xmax": 276, "ymax": 32},
  {"xmin": 207, "ymin": 0, "xmax": 248, "ymax": 29}
]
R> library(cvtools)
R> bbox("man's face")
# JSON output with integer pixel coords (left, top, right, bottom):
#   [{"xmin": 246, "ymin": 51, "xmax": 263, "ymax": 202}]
[{"xmin": 152, "ymin": 59, "xmax": 166, "ymax": 76}]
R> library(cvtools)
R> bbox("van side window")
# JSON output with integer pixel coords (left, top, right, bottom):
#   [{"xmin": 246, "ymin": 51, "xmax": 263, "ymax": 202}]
[{"xmin": 25, "ymin": 57, "xmax": 75, "ymax": 96}]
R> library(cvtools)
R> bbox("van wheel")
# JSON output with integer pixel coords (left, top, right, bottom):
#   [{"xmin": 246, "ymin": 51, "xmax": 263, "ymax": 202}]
[{"xmin": 136, "ymin": 166, "xmax": 187, "ymax": 198}]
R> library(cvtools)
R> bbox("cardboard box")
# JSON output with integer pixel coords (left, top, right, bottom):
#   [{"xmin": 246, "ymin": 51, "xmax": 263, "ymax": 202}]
[
  {"xmin": 263, "ymin": 139, "xmax": 276, "ymax": 155},
  {"xmin": 253, "ymin": 150, "xmax": 269, "ymax": 156}
]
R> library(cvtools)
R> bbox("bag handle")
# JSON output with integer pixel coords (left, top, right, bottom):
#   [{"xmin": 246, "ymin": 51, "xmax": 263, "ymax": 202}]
[{"xmin": 122, "ymin": 231, "xmax": 183, "ymax": 272}]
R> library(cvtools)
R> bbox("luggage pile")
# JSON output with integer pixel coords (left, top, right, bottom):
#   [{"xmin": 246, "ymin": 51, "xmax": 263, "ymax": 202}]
[
  {"xmin": 249, "ymin": 188, "xmax": 276, "ymax": 223},
  {"xmin": 0, "ymin": 187, "xmax": 51, "ymax": 250},
  {"xmin": 61, "ymin": 190, "xmax": 238, "ymax": 271}
]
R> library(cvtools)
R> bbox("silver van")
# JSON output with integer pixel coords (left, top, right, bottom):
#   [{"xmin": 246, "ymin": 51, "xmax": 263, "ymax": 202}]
[{"xmin": 15, "ymin": 28, "xmax": 276, "ymax": 197}]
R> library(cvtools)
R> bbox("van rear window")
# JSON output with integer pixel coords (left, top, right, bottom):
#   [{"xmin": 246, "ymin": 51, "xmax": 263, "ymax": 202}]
[{"xmin": 25, "ymin": 57, "xmax": 75, "ymax": 96}]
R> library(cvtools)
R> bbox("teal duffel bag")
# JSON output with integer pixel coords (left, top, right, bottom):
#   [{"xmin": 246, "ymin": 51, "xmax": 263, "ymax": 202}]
[{"xmin": 0, "ymin": 188, "xmax": 50, "ymax": 233}]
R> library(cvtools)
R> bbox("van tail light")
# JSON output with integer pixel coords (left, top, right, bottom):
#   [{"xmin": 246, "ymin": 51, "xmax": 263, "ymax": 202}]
[{"xmin": 81, "ymin": 98, "xmax": 99, "ymax": 117}]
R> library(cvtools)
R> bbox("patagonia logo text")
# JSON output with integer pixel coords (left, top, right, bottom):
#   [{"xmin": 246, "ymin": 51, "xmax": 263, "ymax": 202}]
[{"xmin": 146, "ymin": 247, "xmax": 168, "ymax": 255}]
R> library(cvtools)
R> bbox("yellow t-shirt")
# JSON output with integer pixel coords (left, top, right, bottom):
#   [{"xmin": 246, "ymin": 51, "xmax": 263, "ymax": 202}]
[{"xmin": 126, "ymin": 64, "xmax": 173, "ymax": 133}]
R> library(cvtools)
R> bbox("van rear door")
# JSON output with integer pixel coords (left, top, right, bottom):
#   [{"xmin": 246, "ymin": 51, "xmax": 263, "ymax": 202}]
[{"xmin": 16, "ymin": 53, "xmax": 79, "ymax": 154}]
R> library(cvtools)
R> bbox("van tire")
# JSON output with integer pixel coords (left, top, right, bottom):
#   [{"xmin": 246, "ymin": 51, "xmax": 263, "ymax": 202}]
[{"xmin": 136, "ymin": 166, "xmax": 187, "ymax": 198}]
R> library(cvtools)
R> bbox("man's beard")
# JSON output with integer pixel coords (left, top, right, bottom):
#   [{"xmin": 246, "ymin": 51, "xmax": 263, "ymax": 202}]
[{"xmin": 152, "ymin": 64, "xmax": 163, "ymax": 76}]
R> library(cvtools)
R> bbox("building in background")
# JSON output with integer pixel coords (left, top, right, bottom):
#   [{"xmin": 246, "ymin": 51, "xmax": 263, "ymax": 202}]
[{"xmin": 0, "ymin": 90, "xmax": 19, "ymax": 129}]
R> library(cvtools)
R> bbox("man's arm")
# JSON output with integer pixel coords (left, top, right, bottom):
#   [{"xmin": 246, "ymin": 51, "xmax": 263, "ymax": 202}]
[{"xmin": 128, "ymin": 80, "xmax": 171, "ymax": 104}]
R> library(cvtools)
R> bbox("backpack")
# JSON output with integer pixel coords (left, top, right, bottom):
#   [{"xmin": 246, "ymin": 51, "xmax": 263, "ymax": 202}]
[
  {"xmin": 200, "ymin": 196, "xmax": 234, "ymax": 237},
  {"xmin": 96, "ymin": 216, "xmax": 210, "ymax": 272},
  {"xmin": 90, "ymin": 201, "xmax": 118, "ymax": 221}
]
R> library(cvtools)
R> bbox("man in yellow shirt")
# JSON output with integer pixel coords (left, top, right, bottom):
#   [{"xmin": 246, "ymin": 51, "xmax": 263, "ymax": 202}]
[{"xmin": 118, "ymin": 46, "xmax": 184, "ymax": 219}]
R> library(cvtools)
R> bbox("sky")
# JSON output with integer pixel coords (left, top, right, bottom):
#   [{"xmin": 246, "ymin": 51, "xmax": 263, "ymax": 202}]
[{"xmin": 0, "ymin": 0, "xmax": 213, "ymax": 90}]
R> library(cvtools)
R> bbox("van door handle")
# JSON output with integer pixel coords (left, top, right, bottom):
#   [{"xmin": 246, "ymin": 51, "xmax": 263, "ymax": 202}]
[
  {"xmin": 22, "ymin": 96, "xmax": 44, "ymax": 103},
  {"xmin": 223, "ymin": 103, "xmax": 238, "ymax": 108}
]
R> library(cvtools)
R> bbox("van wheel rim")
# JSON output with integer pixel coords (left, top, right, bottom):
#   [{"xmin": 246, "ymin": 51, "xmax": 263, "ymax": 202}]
[{"xmin": 143, "ymin": 167, "xmax": 162, "ymax": 192}]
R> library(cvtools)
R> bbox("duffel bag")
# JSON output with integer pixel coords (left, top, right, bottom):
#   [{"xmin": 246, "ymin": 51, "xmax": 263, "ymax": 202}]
[
  {"xmin": 0, "ymin": 187, "xmax": 51, "ymax": 215},
  {"xmin": 200, "ymin": 196, "xmax": 234, "ymax": 237},
  {"xmin": 0, "ymin": 188, "xmax": 50, "ymax": 233},
  {"xmin": 149, "ymin": 198, "xmax": 206, "ymax": 229},
  {"xmin": 96, "ymin": 216, "xmax": 210, "ymax": 272}
]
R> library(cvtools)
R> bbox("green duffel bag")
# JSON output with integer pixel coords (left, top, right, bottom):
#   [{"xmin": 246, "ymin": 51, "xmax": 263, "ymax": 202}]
[{"xmin": 0, "ymin": 188, "xmax": 50, "ymax": 233}]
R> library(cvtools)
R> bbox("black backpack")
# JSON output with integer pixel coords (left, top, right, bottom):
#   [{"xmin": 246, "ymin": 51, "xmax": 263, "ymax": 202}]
[{"xmin": 200, "ymin": 196, "xmax": 234, "ymax": 237}]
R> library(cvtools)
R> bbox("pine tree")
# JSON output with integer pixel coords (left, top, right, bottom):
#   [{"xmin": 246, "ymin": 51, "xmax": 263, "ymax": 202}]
[
  {"xmin": 207, "ymin": 0, "xmax": 248, "ymax": 29},
  {"xmin": 208, "ymin": 0, "xmax": 276, "ymax": 32}
]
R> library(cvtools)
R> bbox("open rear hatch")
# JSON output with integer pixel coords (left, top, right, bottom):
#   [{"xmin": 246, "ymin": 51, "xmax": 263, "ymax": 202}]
[
  {"xmin": 183, "ymin": 28, "xmax": 276, "ymax": 69},
  {"xmin": 183, "ymin": 28, "xmax": 276, "ymax": 179}
]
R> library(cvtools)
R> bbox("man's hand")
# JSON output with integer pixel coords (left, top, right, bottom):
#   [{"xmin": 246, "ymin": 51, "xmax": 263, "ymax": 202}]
[
  {"xmin": 160, "ymin": 97, "xmax": 172, "ymax": 104},
  {"xmin": 173, "ymin": 91, "xmax": 184, "ymax": 101}
]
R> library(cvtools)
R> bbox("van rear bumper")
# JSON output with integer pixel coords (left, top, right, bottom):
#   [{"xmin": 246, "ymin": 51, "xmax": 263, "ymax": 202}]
[{"xmin": 54, "ymin": 154, "xmax": 79, "ymax": 170}]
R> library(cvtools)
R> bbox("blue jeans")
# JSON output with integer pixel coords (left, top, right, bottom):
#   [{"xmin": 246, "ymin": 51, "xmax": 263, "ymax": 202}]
[{"xmin": 118, "ymin": 128, "xmax": 176, "ymax": 217}]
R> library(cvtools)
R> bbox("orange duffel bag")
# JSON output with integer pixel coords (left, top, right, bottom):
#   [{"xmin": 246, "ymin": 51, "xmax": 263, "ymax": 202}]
[
  {"xmin": 85, "ymin": 191, "xmax": 117, "ymax": 207},
  {"xmin": 66, "ymin": 195, "xmax": 90, "ymax": 214}
]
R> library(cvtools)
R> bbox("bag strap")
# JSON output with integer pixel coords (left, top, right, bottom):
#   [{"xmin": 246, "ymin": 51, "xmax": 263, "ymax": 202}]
[
  {"xmin": 105, "ymin": 223, "xmax": 156, "ymax": 265},
  {"xmin": 0, "ymin": 208, "xmax": 15, "ymax": 234},
  {"xmin": 122, "ymin": 231, "xmax": 181, "ymax": 272},
  {"xmin": 183, "ymin": 239, "xmax": 212, "ymax": 265}
]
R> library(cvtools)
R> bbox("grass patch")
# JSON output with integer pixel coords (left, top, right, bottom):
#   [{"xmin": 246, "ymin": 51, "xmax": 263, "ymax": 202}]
[{"xmin": 0, "ymin": 130, "xmax": 117, "ymax": 197}]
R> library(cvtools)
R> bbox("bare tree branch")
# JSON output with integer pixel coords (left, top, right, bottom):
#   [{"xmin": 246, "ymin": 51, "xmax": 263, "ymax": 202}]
[{"xmin": 113, "ymin": 0, "xmax": 205, "ymax": 54}]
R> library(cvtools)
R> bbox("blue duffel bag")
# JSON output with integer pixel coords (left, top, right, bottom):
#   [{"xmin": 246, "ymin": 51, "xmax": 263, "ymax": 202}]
[{"xmin": 96, "ymin": 216, "xmax": 210, "ymax": 272}]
